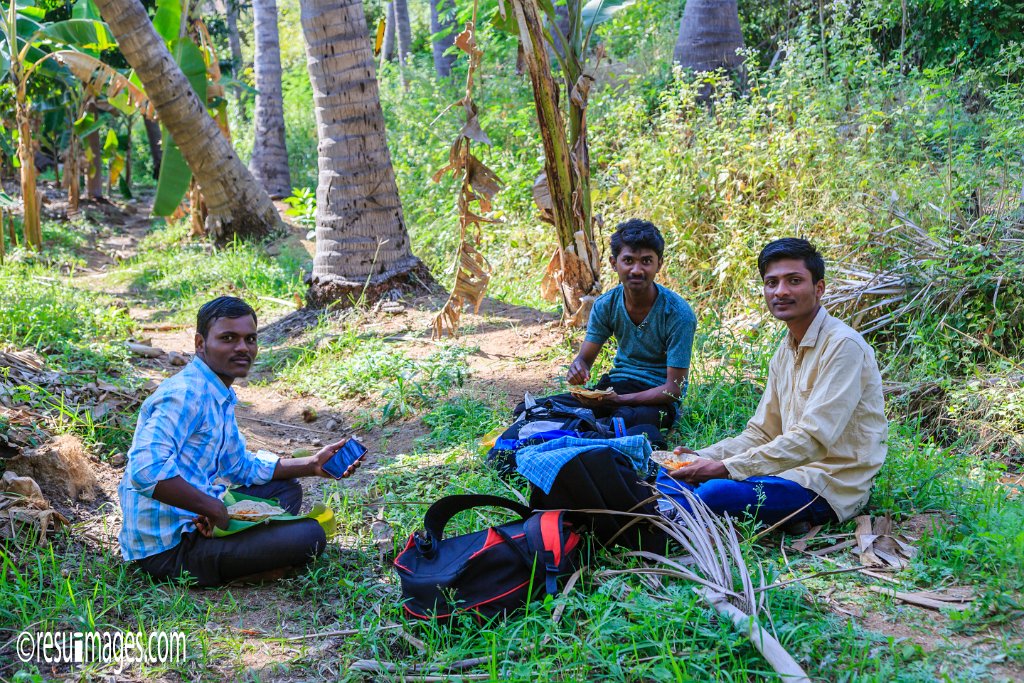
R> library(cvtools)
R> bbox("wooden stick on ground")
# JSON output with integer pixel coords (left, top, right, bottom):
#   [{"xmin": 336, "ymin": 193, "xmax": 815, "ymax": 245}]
[
  {"xmin": 284, "ymin": 624, "xmax": 400, "ymax": 641},
  {"xmin": 694, "ymin": 587, "xmax": 811, "ymax": 683},
  {"xmin": 870, "ymin": 586, "xmax": 973, "ymax": 611},
  {"xmin": 235, "ymin": 414, "xmax": 347, "ymax": 435}
]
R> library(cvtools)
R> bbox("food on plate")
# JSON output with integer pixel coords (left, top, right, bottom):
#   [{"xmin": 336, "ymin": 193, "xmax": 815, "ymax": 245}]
[
  {"xmin": 226, "ymin": 500, "xmax": 286, "ymax": 521},
  {"xmin": 651, "ymin": 450, "xmax": 693, "ymax": 470},
  {"xmin": 567, "ymin": 385, "xmax": 614, "ymax": 399}
]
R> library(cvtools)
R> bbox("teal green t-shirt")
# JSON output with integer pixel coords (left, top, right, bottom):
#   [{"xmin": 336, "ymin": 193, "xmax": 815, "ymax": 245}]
[{"xmin": 584, "ymin": 283, "xmax": 696, "ymax": 392}]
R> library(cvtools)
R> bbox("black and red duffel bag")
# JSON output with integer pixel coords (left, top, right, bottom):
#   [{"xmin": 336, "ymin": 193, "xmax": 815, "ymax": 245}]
[{"xmin": 393, "ymin": 494, "xmax": 581, "ymax": 621}]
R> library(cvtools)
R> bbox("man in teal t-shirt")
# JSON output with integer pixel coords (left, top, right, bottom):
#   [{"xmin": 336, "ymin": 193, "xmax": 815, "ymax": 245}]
[{"xmin": 567, "ymin": 219, "xmax": 696, "ymax": 429}]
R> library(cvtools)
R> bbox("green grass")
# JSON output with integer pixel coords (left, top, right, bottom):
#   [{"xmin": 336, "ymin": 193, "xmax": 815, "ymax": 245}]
[
  {"xmin": 257, "ymin": 323, "xmax": 475, "ymax": 423},
  {"xmin": 106, "ymin": 222, "xmax": 308, "ymax": 323}
]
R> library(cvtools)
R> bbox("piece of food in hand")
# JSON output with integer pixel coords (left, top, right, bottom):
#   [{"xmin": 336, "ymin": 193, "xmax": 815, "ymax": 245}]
[
  {"xmin": 226, "ymin": 500, "xmax": 286, "ymax": 521},
  {"xmin": 567, "ymin": 385, "xmax": 614, "ymax": 399},
  {"xmin": 651, "ymin": 450, "xmax": 693, "ymax": 470}
]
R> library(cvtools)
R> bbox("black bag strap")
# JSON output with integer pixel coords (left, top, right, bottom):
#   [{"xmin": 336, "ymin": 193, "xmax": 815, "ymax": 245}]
[
  {"xmin": 422, "ymin": 494, "xmax": 533, "ymax": 542},
  {"xmin": 524, "ymin": 511, "xmax": 565, "ymax": 596}
]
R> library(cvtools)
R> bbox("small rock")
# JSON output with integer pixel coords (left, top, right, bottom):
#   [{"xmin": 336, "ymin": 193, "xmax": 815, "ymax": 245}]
[
  {"xmin": 110, "ymin": 453, "xmax": 126, "ymax": 467},
  {"xmin": 311, "ymin": 438, "xmax": 323, "ymax": 448},
  {"xmin": 324, "ymin": 419, "xmax": 339, "ymax": 432},
  {"xmin": 167, "ymin": 351, "xmax": 188, "ymax": 366}
]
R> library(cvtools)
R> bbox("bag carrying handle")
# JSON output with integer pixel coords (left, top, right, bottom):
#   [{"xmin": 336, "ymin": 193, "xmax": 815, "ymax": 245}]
[{"xmin": 422, "ymin": 494, "xmax": 533, "ymax": 542}]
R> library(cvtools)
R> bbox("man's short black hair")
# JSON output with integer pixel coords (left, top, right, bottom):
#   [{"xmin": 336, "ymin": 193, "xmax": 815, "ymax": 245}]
[
  {"xmin": 757, "ymin": 238, "xmax": 825, "ymax": 283},
  {"xmin": 197, "ymin": 296, "xmax": 258, "ymax": 338},
  {"xmin": 610, "ymin": 219, "xmax": 665, "ymax": 261}
]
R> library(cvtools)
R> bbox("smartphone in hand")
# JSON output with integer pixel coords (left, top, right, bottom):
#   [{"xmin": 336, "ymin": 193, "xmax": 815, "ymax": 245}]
[{"xmin": 322, "ymin": 438, "xmax": 367, "ymax": 479}]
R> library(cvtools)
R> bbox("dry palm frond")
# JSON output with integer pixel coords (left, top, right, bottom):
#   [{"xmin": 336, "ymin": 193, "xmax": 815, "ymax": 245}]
[
  {"xmin": 596, "ymin": 487, "xmax": 810, "ymax": 682},
  {"xmin": 52, "ymin": 51, "xmax": 155, "ymax": 119},
  {"xmin": 430, "ymin": 19, "xmax": 503, "ymax": 339},
  {"xmin": 824, "ymin": 204, "xmax": 1024, "ymax": 339}
]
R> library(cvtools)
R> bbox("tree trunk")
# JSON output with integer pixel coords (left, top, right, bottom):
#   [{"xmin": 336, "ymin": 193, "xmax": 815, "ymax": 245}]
[
  {"xmin": 673, "ymin": 0, "xmax": 745, "ymax": 74},
  {"xmin": 429, "ymin": 0, "xmax": 456, "ymax": 78},
  {"xmin": 299, "ymin": 0, "xmax": 427, "ymax": 307},
  {"xmin": 393, "ymin": 0, "xmax": 412, "ymax": 66},
  {"xmin": 143, "ymin": 117, "xmax": 162, "ymax": 179},
  {"xmin": 379, "ymin": 1, "xmax": 396, "ymax": 68},
  {"xmin": 124, "ymin": 123, "xmax": 133, "ymax": 190},
  {"xmin": 86, "ymin": 130, "xmax": 104, "ymax": 199},
  {"xmin": 93, "ymin": 0, "xmax": 282, "ymax": 242},
  {"xmin": 65, "ymin": 129, "xmax": 81, "ymax": 214},
  {"xmin": 249, "ymin": 0, "xmax": 292, "ymax": 198},
  {"xmin": 15, "ymin": 92, "xmax": 41, "ymax": 249},
  {"xmin": 225, "ymin": 0, "xmax": 247, "ymax": 118}
]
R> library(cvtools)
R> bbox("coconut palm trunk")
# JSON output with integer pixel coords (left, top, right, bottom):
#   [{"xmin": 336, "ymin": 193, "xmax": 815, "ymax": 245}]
[
  {"xmin": 379, "ymin": 1, "xmax": 395, "ymax": 68},
  {"xmin": 429, "ymin": 0, "xmax": 456, "ymax": 78},
  {"xmin": 673, "ymin": 0, "xmax": 745, "ymax": 73},
  {"xmin": 393, "ymin": 0, "xmax": 412, "ymax": 66},
  {"xmin": 92, "ymin": 0, "xmax": 281, "ymax": 241},
  {"xmin": 249, "ymin": 0, "xmax": 291, "ymax": 198},
  {"xmin": 299, "ymin": 0, "xmax": 426, "ymax": 307},
  {"xmin": 224, "ymin": 0, "xmax": 247, "ymax": 117}
]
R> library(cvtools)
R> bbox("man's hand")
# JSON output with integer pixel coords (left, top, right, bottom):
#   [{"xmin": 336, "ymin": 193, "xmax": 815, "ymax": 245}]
[
  {"xmin": 311, "ymin": 437, "xmax": 363, "ymax": 479},
  {"xmin": 566, "ymin": 358, "xmax": 592, "ymax": 386},
  {"xmin": 194, "ymin": 515, "xmax": 214, "ymax": 538},
  {"xmin": 154, "ymin": 476, "xmax": 229, "ymax": 530},
  {"xmin": 668, "ymin": 457, "xmax": 729, "ymax": 484}
]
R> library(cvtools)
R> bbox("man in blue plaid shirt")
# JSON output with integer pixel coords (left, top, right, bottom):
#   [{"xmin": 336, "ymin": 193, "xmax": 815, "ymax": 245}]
[{"xmin": 118, "ymin": 296, "xmax": 361, "ymax": 587}]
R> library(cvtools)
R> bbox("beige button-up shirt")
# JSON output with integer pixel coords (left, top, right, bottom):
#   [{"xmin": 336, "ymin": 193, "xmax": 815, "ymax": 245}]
[{"xmin": 697, "ymin": 307, "xmax": 888, "ymax": 522}]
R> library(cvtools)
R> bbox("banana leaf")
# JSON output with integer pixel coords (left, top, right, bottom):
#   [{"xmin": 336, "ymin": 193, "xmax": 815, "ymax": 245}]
[
  {"xmin": 71, "ymin": 0, "xmax": 101, "ymax": 20},
  {"xmin": 212, "ymin": 490, "xmax": 337, "ymax": 538},
  {"xmin": 41, "ymin": 19, "xmax": 116, "ymax": 52},
  {"xmin": 152, "ymin": 37, "xmax": 206, "ymax": 216},
  {"xmin": 152, "ymin": 0, "xmax": 182, "ymax": 43}
]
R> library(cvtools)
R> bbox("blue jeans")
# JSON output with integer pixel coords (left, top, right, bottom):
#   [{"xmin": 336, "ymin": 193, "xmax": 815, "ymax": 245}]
[{"xmin": 655, "ymin": 470, "xmax": 837, "ymax": 526}]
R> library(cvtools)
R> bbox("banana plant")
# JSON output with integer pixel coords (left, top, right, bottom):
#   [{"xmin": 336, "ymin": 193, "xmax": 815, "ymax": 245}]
[
  {"xmin": 148, "ymin": 0, "xmax": 241, "ymax": 219},
  {"xmin": 1, "ymin": 0, "xmax": 122, "ymax": 246},
  {"xmin": 491, "ymin": 0, "xmax": 634, "ymax": 325}
]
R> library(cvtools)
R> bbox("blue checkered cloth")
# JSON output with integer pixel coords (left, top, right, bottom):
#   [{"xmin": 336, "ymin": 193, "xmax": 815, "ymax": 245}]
[{"xmin": 516, "ymin": 435, "xmax": 652, "ymax": 494}]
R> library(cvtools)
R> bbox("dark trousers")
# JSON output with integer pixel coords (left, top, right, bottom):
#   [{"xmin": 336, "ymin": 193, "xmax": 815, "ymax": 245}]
[
  {"xmin": 136, "ymin": 479, "xmax": 326, "ymax": 588},
  {"xmin": 655, "ymin": 471, "xmax": 838, "ymax": 527},
  {"xmin": 592, "ymin": 375, "xmax": 678, "ymax": 430}
]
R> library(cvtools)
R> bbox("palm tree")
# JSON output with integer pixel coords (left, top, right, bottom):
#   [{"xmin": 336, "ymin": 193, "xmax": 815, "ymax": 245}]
[
  {"xmin": 429, "ymin": 0, "xmax": 456, "ymax": 78},
  {"xmin": 249, "ymin": 0, "xmax": 291, "ymax": 198},
  {"xmin": 379, "ymin": 1, "xmax": 395, "ymax": 68},
  {"xmin": 393, "ymin": 0, "xmax": 412, "ymax": 67},
  {"xmin": 92, "ymin": 0, "xmax": 282, "ymax": 241},
  {"xmin": 673, "ymin": 0, "xmax": 745, "ymax": 73},
  {"xmin": 299, "ymin": 0, "xmax": 425, "ymax": 306},
  {"xmin": 222, "ymin": 0, "xmax": 248, "ymax": 118}
]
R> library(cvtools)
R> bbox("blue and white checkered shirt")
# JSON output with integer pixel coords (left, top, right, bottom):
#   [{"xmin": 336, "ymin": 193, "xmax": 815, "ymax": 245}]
[
  {"xmin": 517, "ymin": 435, "xmax": 652, "ymax": 494},
  {"xmin": 117, "ymin": 357, "xmax": 279, "ymax": 560}
]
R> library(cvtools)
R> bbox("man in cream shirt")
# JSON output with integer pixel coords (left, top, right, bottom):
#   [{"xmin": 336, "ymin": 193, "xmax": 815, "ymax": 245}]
[{"xmin": 657, "ymin": 238, "xmax": 888, "ymax": 528}]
